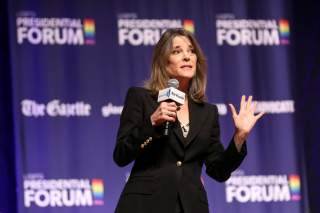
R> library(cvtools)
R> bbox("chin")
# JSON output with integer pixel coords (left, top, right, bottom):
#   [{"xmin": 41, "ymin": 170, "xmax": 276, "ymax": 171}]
[
  {"xmin": 179, "ymin": 72, "xmax": 196, "ymax": 79},
  {"xmin": 176, "ymin": 75, "xmax": 194, "ymax": 81}
]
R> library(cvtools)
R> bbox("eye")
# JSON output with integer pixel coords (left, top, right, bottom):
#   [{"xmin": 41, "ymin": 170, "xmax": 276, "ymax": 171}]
[
  {"xmin": 172, "ymin": 49, "xmax": 181, "ymax": 54},
  {"xmin": 189, "ymin": 48, "xmax": 195, "ymax": 53}
]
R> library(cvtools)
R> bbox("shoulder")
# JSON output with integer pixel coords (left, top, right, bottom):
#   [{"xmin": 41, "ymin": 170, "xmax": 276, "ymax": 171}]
[
  {"xmin": 126, "ymin": 87, "xmax": 151, "ymax": 98},
  {"xmin": 127, "ymin": 86, "xmax": 148, "ymax": 93},
  {"xmin": 125, "ymin": 87, "xmax": 155, "ymax": 103},
  {"xmin": 201, "ymin": 101, "xmax": 219, "ymax": 116},
  {"xmin": 201, "ymin": 102, "xmax": 220, "ymax": 125},
  {"xmin": 127, "ymin": 86, "xmax": 151, "ymax": 95},
  {"xmin": 195, "ymin": 100, "xmax": 218, "ymax": 112},
  {"xmin": 190, "ymin": 99, "xmax": 219, "ymax": 121}
]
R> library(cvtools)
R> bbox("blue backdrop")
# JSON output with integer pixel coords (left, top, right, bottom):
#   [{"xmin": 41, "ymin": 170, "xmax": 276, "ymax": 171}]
[{"xmin": 1, "ymin": 0, "xmax": 319, "ymax": 212}]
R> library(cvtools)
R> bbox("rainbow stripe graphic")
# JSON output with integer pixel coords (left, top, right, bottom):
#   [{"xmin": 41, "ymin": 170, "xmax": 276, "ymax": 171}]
[
  {"xmin": 83, "ymin": 19, "xmax": 95, "ymax": 45},
  {"xmin": 183, "ymin": 19, "xmax": 195, "ymax": 33},
  {"xmin": 289, "ymin": 174, "xmax": 301, "ymax": 201},
  {"xmin": 279, "ymin": 19, "xmax": 290, "ymax": 44},
  {"xmin": 91, "ymin": 179, "xmax": 104, "ymax": 205}
]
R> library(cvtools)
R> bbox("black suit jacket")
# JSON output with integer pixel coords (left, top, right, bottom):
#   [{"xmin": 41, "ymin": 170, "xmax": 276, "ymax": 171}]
[{"xmin": 113, "ymin": 87, "xmax": 246, "ymax": 213}]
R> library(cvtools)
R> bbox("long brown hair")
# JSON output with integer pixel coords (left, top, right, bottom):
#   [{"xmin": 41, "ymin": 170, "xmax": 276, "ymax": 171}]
[{"xmin": 144, "ymin": 28, "xmax": 207, "ymax": 103}]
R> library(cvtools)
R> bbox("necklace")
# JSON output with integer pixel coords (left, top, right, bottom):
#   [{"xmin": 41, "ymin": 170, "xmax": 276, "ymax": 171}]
[
  {"xmin": 180, "ymin": 122, "xmax": 190, "ymax": 132},
  {"xmin": 179, "ymin": 121, "xmax": 190, "ymax": 138}
]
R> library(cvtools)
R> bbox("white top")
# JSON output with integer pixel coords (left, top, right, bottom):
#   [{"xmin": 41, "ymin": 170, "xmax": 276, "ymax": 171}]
[{"xmin": 180, "ymin": 122, "xmax": 190, "ymax": 138}]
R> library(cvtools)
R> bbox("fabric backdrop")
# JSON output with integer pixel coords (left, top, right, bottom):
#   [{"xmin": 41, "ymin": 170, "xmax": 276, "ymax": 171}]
[{"xmin": 1, "ymin": 0, "xmax": 320, "ymax": 212}]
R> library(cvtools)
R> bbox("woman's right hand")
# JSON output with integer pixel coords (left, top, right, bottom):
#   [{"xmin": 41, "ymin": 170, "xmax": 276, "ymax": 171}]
[{"xmin": 150, "ymin": 102, "xmax": 178, "ymax": 126}]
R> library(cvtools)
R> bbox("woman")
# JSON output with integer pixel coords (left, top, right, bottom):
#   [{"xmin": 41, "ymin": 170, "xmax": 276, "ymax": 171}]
[{"xmin": 113, "ymin": 28, "xmax": 264, "ymax": 213}]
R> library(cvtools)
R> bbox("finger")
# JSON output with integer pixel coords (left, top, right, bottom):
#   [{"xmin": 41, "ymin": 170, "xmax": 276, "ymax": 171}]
[
  {"xmin": 255, "ymin": 111, "xmax": 265, "ymax": 120},
  {"xmin": 164, "ymin": 102, "xmax": 177, "ymax": 111},
  {"xmin": 159, "ymin": 108, "xmax": 173, "ymax": 117},
  {"xmin": 251, "ymin": 101, "xmax": 257, "ymax": 113},
  {"xmin": 247, "ymin": 95, "xmax": 253, "ymax": 109},
  {"xmin": 163, "ymin": 114, "xmax": 176, "ymax": 122},
  {"xmin": 166, "ymin": 110, "xmax": 177, "ymax": 118},
  {"xmin": 240, "ymin": 95, "xmax": 246, "ymax": 110},
  {"xmin": 163, "ymin": 102, "xmax": 177, "ymax": 109},
  {"xmin": 159, "ymin": 103, "xmax": 177, "ymax": 112},
  {"xmin": 170, "ymin": 116, "xmax": 177, "ymax": 122},
  {"xmin": 166, "ymin": 105, "xmax": 178, "ymax": 112},
  {"xmin": 161, "ymin": 108, "xmax": 176, "ymax": 116},
  {"xmin": 228, "ymin": 103, "xmax": 237, "ymax": 117},
  {"xmin": 167, "ymin": 102, "xmax": 178, "ymax": 107},
  {"xmin": 158, "ymin": 103, "xmax": 167, "ymax": 112},
  {"xmin": 159, "ymin": 102, "xmax": 168, "ymax": 107}
]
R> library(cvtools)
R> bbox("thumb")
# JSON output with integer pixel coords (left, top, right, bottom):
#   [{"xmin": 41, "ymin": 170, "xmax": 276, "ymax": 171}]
[
  {"xmin": 255, "ymin": 111, "xmax": 265, "ymax": 120},
  {"xmin": 228, "ymin": 103, "xmax": 237, "ymax": 117}
]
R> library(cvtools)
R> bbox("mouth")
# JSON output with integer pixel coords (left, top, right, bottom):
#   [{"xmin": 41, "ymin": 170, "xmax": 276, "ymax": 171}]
[{"xmin": 180, "ymin": 65, "xmax": 193, "ymax": 69}]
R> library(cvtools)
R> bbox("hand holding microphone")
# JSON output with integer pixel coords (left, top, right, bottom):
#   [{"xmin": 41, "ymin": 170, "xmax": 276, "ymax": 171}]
[
  {"xmin": 150, "ymin": 79, "xmax": 185, "ymax": 135},
  {"xmin": 150, "ymin": 102, "xmax": 178, "ymax": 126}
]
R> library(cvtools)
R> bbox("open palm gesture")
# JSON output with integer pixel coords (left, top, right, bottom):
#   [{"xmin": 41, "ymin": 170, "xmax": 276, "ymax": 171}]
[{"xmin": 229, "ymin": 95, "xmax": 264, "ymax": 144}]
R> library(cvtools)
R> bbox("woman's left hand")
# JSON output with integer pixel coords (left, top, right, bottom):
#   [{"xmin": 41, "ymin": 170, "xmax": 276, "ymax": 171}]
[{"xmin": 229, "ymin": 95, "xmax": 264, "ymax": 147}]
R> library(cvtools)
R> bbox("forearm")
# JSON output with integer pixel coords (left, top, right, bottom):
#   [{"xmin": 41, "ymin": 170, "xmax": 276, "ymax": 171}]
[
  {"xmin": 206, "ymin": 138, "xmax": 247, "ymax": 181},
  {"xmin": 113, "ymin": 117, "xmax": 159, "ymax": 167}
]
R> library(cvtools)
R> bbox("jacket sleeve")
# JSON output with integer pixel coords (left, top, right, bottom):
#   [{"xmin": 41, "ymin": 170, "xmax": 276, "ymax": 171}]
[
  {"xmin": 204, "ymin": 105, "xmax": 247, "ymax": 182},
  {"xmin": 113, "ymin": 87, "xmax": 159, "ymax": 167}
]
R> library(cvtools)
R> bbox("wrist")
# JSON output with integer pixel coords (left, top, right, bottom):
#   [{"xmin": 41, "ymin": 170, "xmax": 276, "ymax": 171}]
[
  {"xmin": 233, "ymin": 132, "xmax": 246, "ymax": 153},
  {"xmin": 234, "ymin": 131, "xmax": 247, "ymax": 144}
]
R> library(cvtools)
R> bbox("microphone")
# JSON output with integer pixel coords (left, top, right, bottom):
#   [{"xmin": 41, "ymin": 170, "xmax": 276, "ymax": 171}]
[
  {"xmin": 157, "ymin": 79, "xmax": 186, "ymax": 136},
  {"xmin": 157, "ymin": 79, "xmax": 185, "ymax": 105}
]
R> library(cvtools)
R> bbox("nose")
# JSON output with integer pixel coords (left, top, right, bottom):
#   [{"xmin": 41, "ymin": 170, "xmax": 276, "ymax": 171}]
[{"xmin": 182, "ymin": 51, "xmax": 191, "ymax": 61}]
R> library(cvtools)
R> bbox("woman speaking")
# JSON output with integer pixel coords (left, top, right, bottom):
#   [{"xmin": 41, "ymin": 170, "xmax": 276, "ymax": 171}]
[{"xmin": 113, "ymin": 28, "xmax": 264, "ymax": 213}]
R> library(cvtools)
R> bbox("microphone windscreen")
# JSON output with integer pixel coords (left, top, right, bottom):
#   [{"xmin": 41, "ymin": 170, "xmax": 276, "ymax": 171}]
[{"xmin": 167, "ymin": 79, "xmax": 179, "ymax": 89}]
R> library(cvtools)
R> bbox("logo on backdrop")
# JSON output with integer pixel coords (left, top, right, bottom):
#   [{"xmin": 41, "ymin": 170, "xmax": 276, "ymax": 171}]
[
  {"xmin": 101, "ymin": 103, "xmax": 123, "ymax": 117},
  {"xmin": 20, "ymin": 99, "xmax": 294, "ymax": 118},
  {"xmin": 23, "ymin": 173, "xmax": 104, "ymax": 207},
  {"xmin": 225, "ymin": 172, "xmax": 301, "ymax": 203},
  {"xmin": 21, "ymin": 99, "xmax": 91, "ymax": 117},
  {"xmin": 117, "ymin": 13, "xmax": 195, "ymax": 46},
  {"xmin": 216, "ymin": 14, "xmax": 290, "ymax": 46},
  {"xmin": 16, "ymin": 11, "xmax": 95, "ymax": 45}
]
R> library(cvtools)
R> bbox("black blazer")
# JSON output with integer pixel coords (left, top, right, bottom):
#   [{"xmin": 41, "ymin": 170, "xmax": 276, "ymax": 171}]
[{"xmin": 113, "ymin": 87, "xmax": 246, "ymax": 213}]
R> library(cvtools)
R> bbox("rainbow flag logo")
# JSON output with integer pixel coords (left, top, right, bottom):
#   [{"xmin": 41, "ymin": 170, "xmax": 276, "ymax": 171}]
[
  {"xmin": 83, "ymin": 19, "xmax": 95, "ymax": 45},
  {"xmin": 183, "ymin": 19, "xmax": 195, "ymax": 33},
  {"xmin": 91, "ymin": 179, "xmax": 104, "ymax": 205},
  {"xmin": 289, "ymin": 174, "xmax": 301, "ymax": 201},
  {"xmin": 279, "ymin": 19, "xmax": 290, "ymax": 45}
]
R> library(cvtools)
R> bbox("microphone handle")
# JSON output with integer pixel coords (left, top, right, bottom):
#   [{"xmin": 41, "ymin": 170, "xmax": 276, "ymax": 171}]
[{"xmin": 164, "ymin": 121, "xmax": 170, "ymax": 136}]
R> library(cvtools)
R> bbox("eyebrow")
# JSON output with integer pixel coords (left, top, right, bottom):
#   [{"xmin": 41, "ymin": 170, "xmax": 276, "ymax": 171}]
[{"xmin": 172, "ymin": 45, "xmax": 194, "ymax": 49}]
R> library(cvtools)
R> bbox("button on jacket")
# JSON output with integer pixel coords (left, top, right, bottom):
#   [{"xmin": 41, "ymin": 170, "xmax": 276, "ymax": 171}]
[{"xmin": 113, "ymin": 87, "xmax": 247, "ymax": 213}]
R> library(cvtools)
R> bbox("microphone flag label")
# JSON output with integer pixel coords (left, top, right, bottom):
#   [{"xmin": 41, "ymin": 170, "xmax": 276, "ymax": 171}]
[{"xmin": 157, "ymin": 87, "xmax": 185, "ymax": 105}]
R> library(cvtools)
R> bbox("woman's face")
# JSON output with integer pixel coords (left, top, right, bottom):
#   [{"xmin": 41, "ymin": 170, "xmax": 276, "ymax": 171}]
[{"xmin": 166, "ymin": 36, "xmax": 197, "ymax": 82}]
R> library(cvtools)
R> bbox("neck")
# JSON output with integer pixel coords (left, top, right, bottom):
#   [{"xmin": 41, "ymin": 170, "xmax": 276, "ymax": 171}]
[{"xmin": 178, "ymin": 79, "xmax": 190, "ymax": 93}]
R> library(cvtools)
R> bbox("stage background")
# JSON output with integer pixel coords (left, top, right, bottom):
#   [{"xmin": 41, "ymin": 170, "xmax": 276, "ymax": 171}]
[{"xmin": 0, "ymin": 0, "xmax": 319, "ymax": 212}]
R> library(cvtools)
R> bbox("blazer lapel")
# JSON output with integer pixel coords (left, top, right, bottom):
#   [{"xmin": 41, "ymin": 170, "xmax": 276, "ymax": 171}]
[
  {"xmin": 184, "ymin": 99, "xmax": 207, "ymax": 148},
  {"xmin": 172, "ymin": 98, "xmax": 208, "ymax": 148},
  {"xmin": 172, "ymin": 119, "xmax": 186, "ymax": 145}
]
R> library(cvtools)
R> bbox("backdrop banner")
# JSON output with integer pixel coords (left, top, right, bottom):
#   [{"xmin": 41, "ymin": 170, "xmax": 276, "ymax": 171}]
[{"xmin": 7, "ymin": 0, "xmax": 304, "ymax": 212}]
